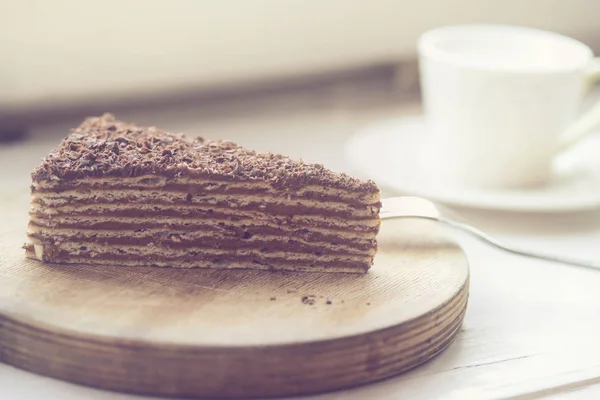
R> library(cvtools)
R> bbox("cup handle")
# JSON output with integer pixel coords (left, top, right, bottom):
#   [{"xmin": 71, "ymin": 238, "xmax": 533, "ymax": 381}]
[{"xmin": 559, "ymin": 57, "xmax": 600, "ymax": 151}]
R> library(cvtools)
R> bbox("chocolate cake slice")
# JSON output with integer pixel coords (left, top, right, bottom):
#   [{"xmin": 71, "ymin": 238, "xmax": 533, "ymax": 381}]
[{"xmin": 25, "ymin": 114, "xmax": 381, "ymax": 273}]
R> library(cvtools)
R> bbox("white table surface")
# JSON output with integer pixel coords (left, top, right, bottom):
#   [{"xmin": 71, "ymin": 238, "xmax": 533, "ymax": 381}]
[{"xmin": 2, "ymin": 97, "xmax": 600, "ymax": 400}]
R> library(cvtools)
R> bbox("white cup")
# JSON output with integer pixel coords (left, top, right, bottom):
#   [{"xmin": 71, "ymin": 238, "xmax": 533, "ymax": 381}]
[{"xmin": 418, "ymin": 24, "xmax": 600, "ymax": 189}]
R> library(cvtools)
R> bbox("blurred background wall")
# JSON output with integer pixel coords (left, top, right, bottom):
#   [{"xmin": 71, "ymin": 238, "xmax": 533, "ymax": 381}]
[{"xmin": 1, "ymin": 0, "xmax": 599, "ymax": 110}]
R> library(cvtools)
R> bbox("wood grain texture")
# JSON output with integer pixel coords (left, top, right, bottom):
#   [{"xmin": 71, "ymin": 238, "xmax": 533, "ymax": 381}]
[{"xmin": 0, "ymin": 189, "xmax": 469, "ymax": 398}]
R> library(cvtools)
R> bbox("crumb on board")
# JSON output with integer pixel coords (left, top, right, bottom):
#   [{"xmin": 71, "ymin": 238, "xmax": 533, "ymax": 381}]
[
  {"xmin": 270, "ymin": 297, "xmax": 276, "ymax": 301},
  {"xmin": 301, "ymin": 295, "xmax": 316, "ymax": 305},
  {"xmin": 326, "ymin": 300, "xmax": 332, "ymax": 305}
]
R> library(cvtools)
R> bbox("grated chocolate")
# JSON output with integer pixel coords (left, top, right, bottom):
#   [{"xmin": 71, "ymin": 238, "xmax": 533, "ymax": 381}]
[{"xmin": 31, "ymin": 114, "xmax": 379, "ymax": 193}]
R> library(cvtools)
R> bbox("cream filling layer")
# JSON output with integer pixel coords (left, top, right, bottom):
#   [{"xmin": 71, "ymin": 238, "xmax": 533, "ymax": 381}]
[
  {"xmin": 30, "ymin": 210, "xmax": 379, "ymax": 233},
  {"xmin": 33, "ymin": 176, "xmax": 379, "ymax": 203},
  {"xmin": 27, "ymin": 228, "xmax": 376, "ymax": 256},
  {"xmin": 25, "ymin": 239, "xmax": 371, "ymax": 263},
  {"xmin": 29, "ymin": 212, "xmax": 379, "ymax": 233},
  {"xmin": 32, "ymin": 191, "xmax": 379, "ymax": 215}
]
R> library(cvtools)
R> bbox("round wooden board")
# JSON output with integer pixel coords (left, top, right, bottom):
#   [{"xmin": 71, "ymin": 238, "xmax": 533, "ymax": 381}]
[{"xmin": 0, "ymin": 189, "xmax": 469, "ymax": 399}]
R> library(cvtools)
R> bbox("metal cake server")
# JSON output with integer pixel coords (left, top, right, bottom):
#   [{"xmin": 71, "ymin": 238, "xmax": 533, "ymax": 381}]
[{"xmin": 380, "ymin": 196, "xmax": 600, "ymax": 270}]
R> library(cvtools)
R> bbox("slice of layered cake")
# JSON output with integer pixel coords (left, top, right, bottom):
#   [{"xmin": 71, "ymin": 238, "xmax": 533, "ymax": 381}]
[{"xmin": 25, "ymin": 114, "xmax": 381, "ymax": 273}]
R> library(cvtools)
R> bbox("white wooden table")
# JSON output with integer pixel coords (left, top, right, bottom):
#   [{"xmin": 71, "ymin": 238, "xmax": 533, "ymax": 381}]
[{"xmin": 2, "ymin": 96, "xmax": 600, "ymax": 399}]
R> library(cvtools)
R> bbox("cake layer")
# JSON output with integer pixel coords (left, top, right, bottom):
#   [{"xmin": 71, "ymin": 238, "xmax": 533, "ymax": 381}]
[
  {"xmin": 36, "ymin": 192, "xmax": 378, "ymax": 214},
  {"xmin": 32, "ymin": 180, "xmax": 379, "ymax": 204},
  {"xmin": 33, "ymin": 176, "xmax": 378, "ymax": 197},
  {"xmin": 25, "ymin": 249, "xmax": 368, "ymax": 273},
  {"xmin": 26, "ymin": 240, "xmax": 371, "ymax": 263},
  {"xmin": 30, "ymin": 209, "xmax": 379, "ymax": 233},
  {"xmin": 29, "ymin": 213, "xmax": 380, "ymax": 234},
  {"xmin": 24, "ymin": 243, "xmax": 371, "ymax": 271},
  {"xmin": 27, "ymin": 230, "xmax": 377, "ymax": 256},
  {"xmin": 27, "ymin": 223, "xmax": 377, "ymax": 248},
  {"xmin": 32, "ymin": 195, "xmax": 379, "ymax": 219}
]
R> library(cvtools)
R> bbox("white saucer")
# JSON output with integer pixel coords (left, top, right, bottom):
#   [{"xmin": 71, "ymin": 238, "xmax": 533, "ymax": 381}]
[{"xmin": 345, "ymin": 116, "xmax": 600, "ymax": 212}]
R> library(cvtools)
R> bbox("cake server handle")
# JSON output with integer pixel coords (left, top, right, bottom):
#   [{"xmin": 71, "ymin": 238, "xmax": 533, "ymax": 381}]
[{"xmin": 380, "ymin": 196, "xmax": 600, "ymax": 271}]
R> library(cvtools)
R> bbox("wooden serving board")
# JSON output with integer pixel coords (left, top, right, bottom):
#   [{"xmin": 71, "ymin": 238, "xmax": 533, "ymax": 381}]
[{"xmin": 0, "ymin": 189, "xmax": 469, "ymax": 399}]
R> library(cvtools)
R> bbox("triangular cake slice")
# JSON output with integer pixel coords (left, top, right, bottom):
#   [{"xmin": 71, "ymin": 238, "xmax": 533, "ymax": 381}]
[{"xmin": 25, "ymin": 114, "xmax": 381, "ymax": 273}]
